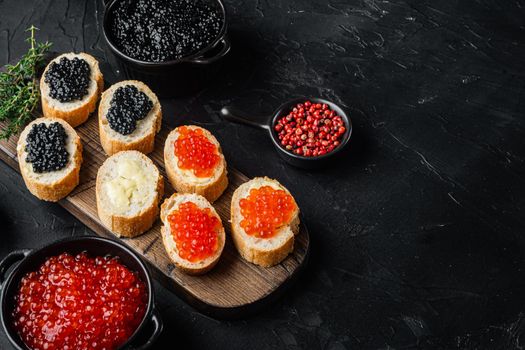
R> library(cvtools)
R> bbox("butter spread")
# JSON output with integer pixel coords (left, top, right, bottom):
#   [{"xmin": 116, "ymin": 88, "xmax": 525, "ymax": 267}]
[{"xmin": 104, "ymin": 159, "xmax": 150, "ymax": 212}]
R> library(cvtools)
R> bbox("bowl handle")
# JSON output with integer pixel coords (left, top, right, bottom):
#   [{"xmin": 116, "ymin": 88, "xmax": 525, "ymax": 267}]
[
  {"xmin": 128, "ymin": 307, "xmax": 163, "ymax": 350},
  {"xmin": 220, "ymin": 106, "xmax": 270, "ymax": 130},
  {"xmin": 0, "ymin": 249, "xmax": 31, "ymax": 287},
  {"xmin": 190, "ymin": 37, "xmax": 231, "ymax": 65}
]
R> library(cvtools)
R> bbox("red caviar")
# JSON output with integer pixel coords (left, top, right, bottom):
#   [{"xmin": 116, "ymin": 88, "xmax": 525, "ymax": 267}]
[
  {"xmin": 239, "ymin": 186, "xmax": 296, "ymax": 238},
  {"xmin": 174, "ymin": 126, "xmax": 220, "ymax": 178},
  {"xmin": 168, "ymin": 201, "xmax": 221, "ymax": 262},
  {"xmin": 13, "ymin": 252, "xmax": 147, "ymax": 350}
]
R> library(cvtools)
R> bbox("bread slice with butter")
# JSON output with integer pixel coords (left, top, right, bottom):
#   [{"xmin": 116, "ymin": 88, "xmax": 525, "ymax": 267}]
[
  {"xmin": 160, "ymin": 193, "xmax": 225, "ymax": 275},
  {"xmin": 230, "ymin": 177, "xmax": 300, "ymax": 267},
  {"xmin": 164, "ymin": 125, "xmax": 228, "ymax": 202},
  {"xmin": 96, "ymin": 150, "xmax": 164, "ymax": 237}
]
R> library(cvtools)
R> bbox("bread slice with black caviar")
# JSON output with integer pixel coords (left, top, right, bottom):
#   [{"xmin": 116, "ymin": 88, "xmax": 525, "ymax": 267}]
[
  {"xmin": 17, "ymin": 117, "xmax": 83, "ymax": 202},
  {"xmin": 40, "ymin": 52, "xmax": 103, "ymax": 127},
  {"xmin": 98, "ymin": 80, "xmax": 162, "ymax": 156}
]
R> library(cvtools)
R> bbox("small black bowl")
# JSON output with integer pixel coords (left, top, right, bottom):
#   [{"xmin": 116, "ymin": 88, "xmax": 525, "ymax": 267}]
[
  {"xmin": 0, "ymin": 236, "xmax": 163, "ymax": 350},
  {"xmin": 102, "ymin": 0, "xmax": 231, "ymax": 98},
  {"xmin": 221, "ymin": 97, "xmax": 352, "ymax": 169}
]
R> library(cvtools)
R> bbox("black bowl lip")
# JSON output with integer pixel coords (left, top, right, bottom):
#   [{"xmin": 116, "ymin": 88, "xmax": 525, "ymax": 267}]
[
  {"xmin": 0, "ymin": 236, "xmax": 155, "ymax": 350},
  {"xmin": 268, "ymin": 97, "xmax": 352, "ymax": 162},
  {"xmin": 102, "ymin": 0, "xmax": 228, "ymax": 66}
]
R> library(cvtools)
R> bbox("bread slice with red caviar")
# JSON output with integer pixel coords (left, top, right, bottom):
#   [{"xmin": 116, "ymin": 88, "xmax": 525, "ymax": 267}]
[
  {"xmin": 231, "ymin": 177, "xmax": 300, "ymax": 267},
  {"xmin": 40, "ymin": 52, "xmax": 104, "ymax": 127},
  {"xmin": 16, "ymin": 117, "xmax": 83, "ymax": 202},
  {"xmin": 164, "ymin": 125, "xmax": 228, "ymax": 202},
  {"xmin": 160, "ymin": 193, "xmax": 225, "ymax": 275},
  {"xmin": 98, "ymin": 80, "xmax": 162, "ymax": 156},
  {"xmin": 96, "ymin": 151, "xmax": 164, "ymax": 238}
]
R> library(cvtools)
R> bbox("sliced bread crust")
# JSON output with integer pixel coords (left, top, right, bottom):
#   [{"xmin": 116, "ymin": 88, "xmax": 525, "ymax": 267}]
[
  {"xmin": 40, "ymin": 52, "xmax": 104, "ymax": 127},
  {"xmin": 96, "ymin": 150, "xmax": 164, "ymax": 238},
  {"xmin": 230, "ymin": 177, "xmax": 300, "ymax": 267},
  {"xmin": 160, "ymin": 193, "xmax": 225, "ymax": 275},
  {"xmin": 16, "ymin": 117, "xmax": 83, "ymax": 202},
  {"xmin": 99, "ymin": 80, "xmax": 162, "ymax": 156},
  {"xmin": 164, "ymin": 125, "xmax": 228, "ymax": 202}
]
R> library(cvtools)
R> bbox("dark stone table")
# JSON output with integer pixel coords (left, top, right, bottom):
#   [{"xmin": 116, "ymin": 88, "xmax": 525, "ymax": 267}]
[{"xmin": 1, "ymin": 0, "xmax": 524, "ymax": 349}]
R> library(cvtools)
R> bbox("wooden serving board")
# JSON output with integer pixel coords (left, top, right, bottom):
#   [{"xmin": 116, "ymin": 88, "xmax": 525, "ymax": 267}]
[{"xmin": 0, "ymin": 115, "xmax": 310, "ymax": 318}]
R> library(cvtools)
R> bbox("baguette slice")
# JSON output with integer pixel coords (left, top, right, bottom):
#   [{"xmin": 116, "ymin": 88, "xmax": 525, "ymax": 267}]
[
  {"xmin": 231, "ymin": 177, "xmax": 300, "ymax": 267},
  {"xmin": 160, "ymin": 193, "xmax": 225, "ymax": 275},
  {"xmin": 40, "ymin": 52, "xmax": 104, "ymax": 127},
  {"xmin": 164, "ymin": 125, "xmax": 228, "ymax": 202},
  {"xmin": 16, "ymin": 117, "xmax": 83, "ymax": 202},
  {"xmin": 96, "ymin": 150, "xmax": 164, "ymax": 238},
  {"xmin": 99, "ymin": 80, "xmax": 162, "ymax": 156}
]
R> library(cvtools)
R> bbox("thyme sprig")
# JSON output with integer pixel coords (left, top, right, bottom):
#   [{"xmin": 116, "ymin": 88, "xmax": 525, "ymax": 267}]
[{"xmin": 0, "ymin": 26, "xmax": 51, "ymax": 140}]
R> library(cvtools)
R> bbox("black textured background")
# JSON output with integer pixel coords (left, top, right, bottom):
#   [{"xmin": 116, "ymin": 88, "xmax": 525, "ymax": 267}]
[{"xmin": 1, "ymin": 0, "xmax": 525, "ymax": 349}]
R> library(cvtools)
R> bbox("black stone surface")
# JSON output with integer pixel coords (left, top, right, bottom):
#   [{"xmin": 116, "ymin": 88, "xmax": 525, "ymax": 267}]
[{"xmin": 1, "ymin": 0, "xmax": 524, "ymax": 349}]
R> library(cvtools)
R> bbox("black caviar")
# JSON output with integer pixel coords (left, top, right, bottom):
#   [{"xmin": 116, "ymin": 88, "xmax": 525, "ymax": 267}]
[
  {"xmin": 25, "ymin": 122, "xmax": 69, "ymax": 173},
  {"xmin": 107, "ymin": 85, "xmax": 153, "ymax": 135},
  {"xmin": 44, "ymin": 57, "xmax": 91, "ymax": 103},
  {"xmin": 110, "ymin": 0, "xmax": 223, "ymax": 62}
]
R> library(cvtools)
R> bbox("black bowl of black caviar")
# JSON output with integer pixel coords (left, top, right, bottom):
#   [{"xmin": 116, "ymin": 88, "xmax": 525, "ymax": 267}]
[
  {"xmin": 221, "ymin": 98, "xmax": 352, "ymax": 169},
  {"xmin": 102, "ymin": 0, "xmax": 230, "ymax": 98},
  {"xmin": 0, "ymin": 236, "xmax": 163, "ymax": 350}
]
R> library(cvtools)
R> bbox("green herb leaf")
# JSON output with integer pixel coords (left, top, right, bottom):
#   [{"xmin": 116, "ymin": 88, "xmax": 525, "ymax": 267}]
[{"xmin": 0, "ymin": 26, "xmax": 51, "ymax": 140}]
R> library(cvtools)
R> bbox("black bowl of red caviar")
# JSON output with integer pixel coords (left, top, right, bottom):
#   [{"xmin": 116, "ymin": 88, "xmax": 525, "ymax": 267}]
[
  {"xmin": 221, "ymin": 97, "xmax": 352, "ymax": 169},
  {"xmin": 0, "ymin": 236, "xmax": 162, "ymax": 350},
  {"xmin": 102, "ymin": 0, "xmax": 230, "ymax": 98}
]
